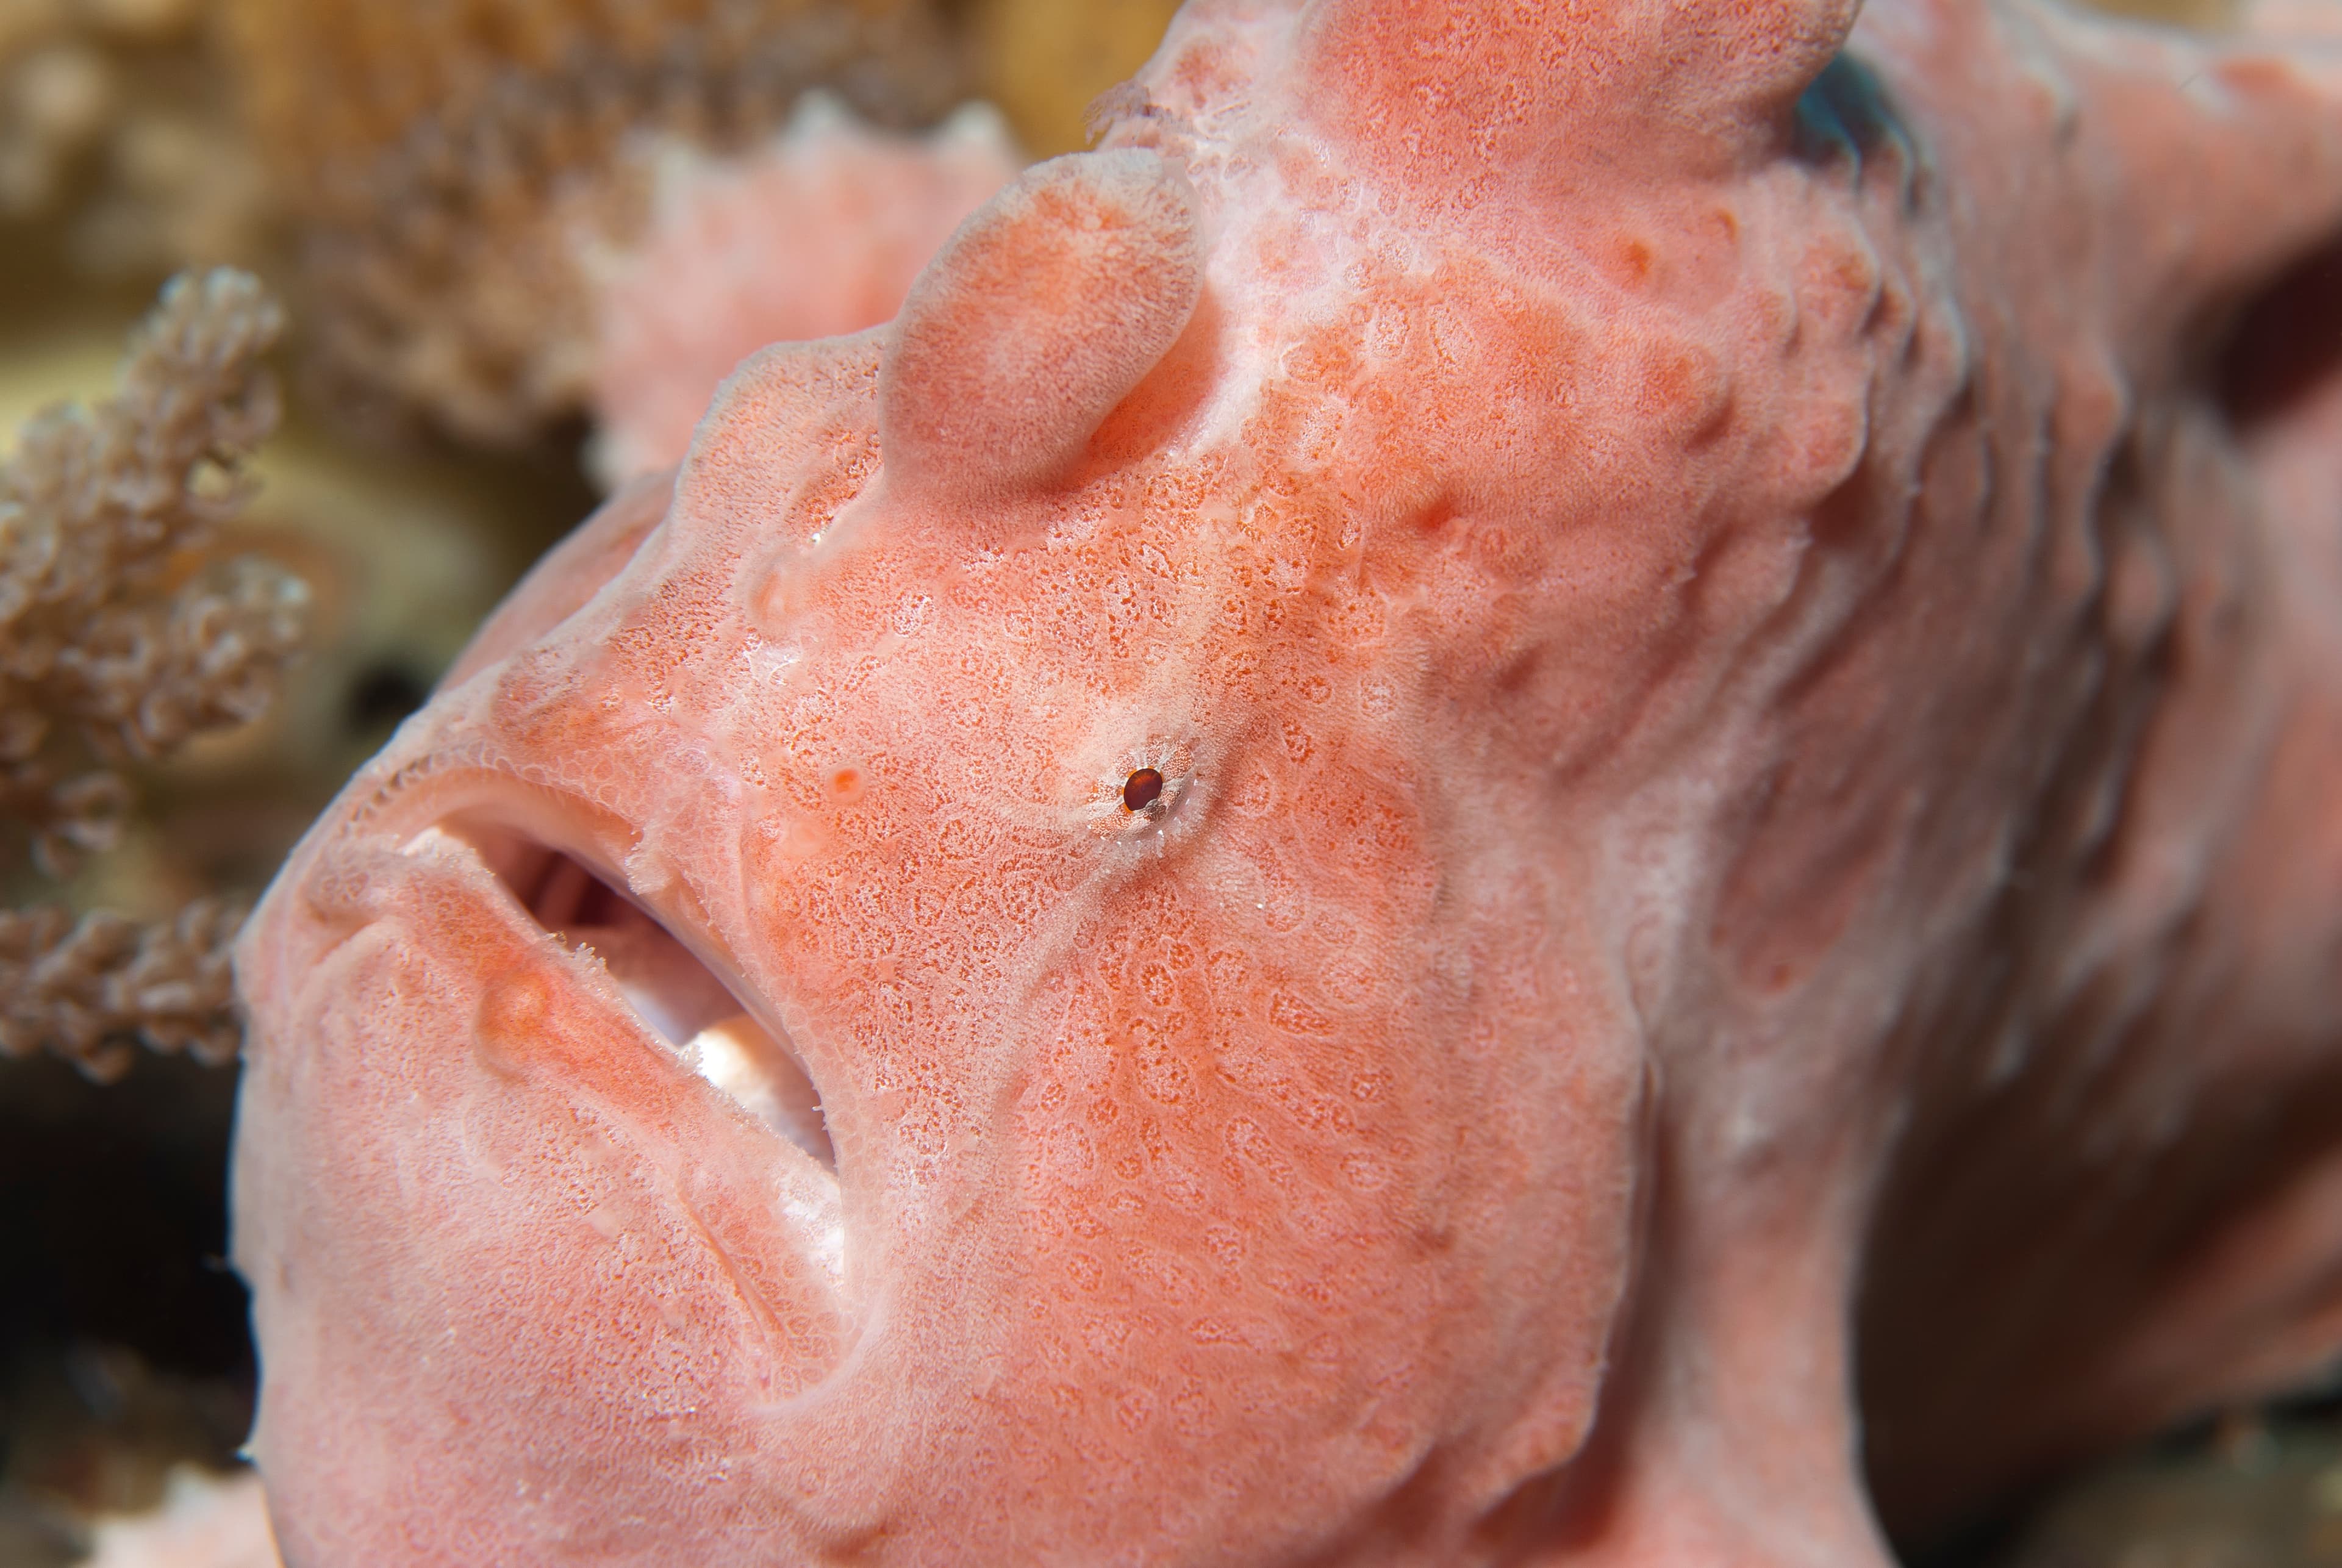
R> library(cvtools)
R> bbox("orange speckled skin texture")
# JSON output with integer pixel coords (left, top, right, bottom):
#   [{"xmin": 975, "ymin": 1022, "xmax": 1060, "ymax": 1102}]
[{"xmin": 231, "ymin": 1, "xmax": 2342, "ymax": 1563}]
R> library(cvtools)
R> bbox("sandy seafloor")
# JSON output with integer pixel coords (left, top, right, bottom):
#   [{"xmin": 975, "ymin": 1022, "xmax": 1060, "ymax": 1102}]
[{"xmin": 5, "ymin": 0, "xmax": 2340, "ymax": 1563}]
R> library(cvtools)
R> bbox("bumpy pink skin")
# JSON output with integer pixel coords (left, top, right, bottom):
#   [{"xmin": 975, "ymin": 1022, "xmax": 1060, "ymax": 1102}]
[{"xmin": 232, "ymin": 1, "xmax": 2342, "ymax": 1563}]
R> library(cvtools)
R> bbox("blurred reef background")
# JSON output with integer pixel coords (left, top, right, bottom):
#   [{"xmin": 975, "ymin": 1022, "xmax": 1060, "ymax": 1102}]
[{"xmin": 0, "ymin": 0, "xmax": 2319, "ymax": 1564}]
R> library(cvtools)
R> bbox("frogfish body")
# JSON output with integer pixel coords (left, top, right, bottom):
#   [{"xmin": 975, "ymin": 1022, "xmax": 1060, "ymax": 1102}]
[{"xmin": 231, "ymin": 0, "xmax": 2342, "ymax": 1561}]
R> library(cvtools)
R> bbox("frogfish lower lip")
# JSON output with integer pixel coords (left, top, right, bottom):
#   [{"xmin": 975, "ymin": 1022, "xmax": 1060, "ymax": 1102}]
[{"xmin": 401, "ymin": 817, "xmax": 837, "ymax": 1172}]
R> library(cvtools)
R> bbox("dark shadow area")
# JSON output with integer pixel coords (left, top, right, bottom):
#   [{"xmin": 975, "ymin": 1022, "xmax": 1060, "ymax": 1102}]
[
  {"xmin": 2218, "ymin": 232, "xmax": 2342, "ymax": 432},
  {"xmin": 0, "ymin": 1051, "xmax": 252, "ymax": 1560},
  {"xmin": 344, "ymin": 662, "xmax": 431, "ymax": 737}
]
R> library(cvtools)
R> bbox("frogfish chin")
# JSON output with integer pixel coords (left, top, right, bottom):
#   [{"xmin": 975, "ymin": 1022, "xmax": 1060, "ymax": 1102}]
[{"xmin": 229, "ymin": 0, "xmax": 2342, "ymax": 1562}]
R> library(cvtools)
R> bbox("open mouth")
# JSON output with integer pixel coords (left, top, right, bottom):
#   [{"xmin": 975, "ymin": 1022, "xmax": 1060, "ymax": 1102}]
[{"xmin": 409, "ymin": 817, "xmax": 836, "ymax": 1170}]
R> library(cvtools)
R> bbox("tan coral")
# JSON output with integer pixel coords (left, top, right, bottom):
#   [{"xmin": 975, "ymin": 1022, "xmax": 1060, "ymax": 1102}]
[
  {"xmin": 0, "ymin": 268, "xmax": 304, "ymax": 1079},
  {"xmin": 0, "ymin": 898, "xmax": 246, "ymax": 1081},
  {"xmin": 219, "ymin": 0, "xmax": 970, "ymax": 445},
  {"xmin": 0, "ymin": 0, "xmax": 268, "ymax": 276}
]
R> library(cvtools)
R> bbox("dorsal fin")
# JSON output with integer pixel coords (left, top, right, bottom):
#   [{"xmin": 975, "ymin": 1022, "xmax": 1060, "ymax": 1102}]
[
  {"xmin": 1298, "ymin": 0, "xmax": 1864, "ymax": 190},
  {"xmin": 877, "ymin": 149, "xmax": 1203, "ymax": 503}
]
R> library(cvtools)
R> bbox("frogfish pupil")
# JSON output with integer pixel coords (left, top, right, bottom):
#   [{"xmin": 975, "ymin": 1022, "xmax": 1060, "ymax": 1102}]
[{"xmin": 1123, "ymin": 768, "xmax": 1165, "ymax": 812}]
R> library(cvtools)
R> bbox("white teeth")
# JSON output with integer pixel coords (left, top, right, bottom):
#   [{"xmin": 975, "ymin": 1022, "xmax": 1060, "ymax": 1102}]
[{"xmin": 687, "ymin": 1012, "xmax": 834, "ymax": 1166}]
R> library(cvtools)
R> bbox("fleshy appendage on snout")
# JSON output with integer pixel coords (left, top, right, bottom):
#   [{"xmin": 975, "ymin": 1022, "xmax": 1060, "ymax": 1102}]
[{"xmin": 878, "ymin": 149, "xmax": 1205, "ymax": 501}]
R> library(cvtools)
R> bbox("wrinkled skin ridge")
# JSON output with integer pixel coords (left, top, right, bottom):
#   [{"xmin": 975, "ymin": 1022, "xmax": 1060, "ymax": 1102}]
[{"xmin": 231, "ymin": 0, "xmax": 2342, "ymax": 1562}]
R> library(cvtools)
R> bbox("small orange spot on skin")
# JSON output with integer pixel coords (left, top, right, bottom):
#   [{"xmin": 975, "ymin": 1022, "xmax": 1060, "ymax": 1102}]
[
  {"xmin": 478, "ymin": 966, "xmax": 552, "ymax": 1045},
  {"xmin": 1614, "ymin": 235, "xmax": 1656, "ymax": 286},
  {"xmin": 1636, "ymin": 343, "xmax": 1728, "ymax": 439},
  {"xmin": 828, "ymin": 765, "xmax": 866, "ymax": 803},
  {"xmin": 775, "ymin": 815, "xmax": 830, "ymax": 861}
]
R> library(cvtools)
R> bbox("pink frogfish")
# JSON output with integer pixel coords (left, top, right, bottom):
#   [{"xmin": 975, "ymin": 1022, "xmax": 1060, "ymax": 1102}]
[{"xmin": 230, "ymin": 0, "xmax": 2342, "ymax": 1561}]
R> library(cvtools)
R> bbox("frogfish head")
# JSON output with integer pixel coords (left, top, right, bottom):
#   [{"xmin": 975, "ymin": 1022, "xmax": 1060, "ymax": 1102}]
[{"xmin": 232, "ymin": 0, "xmax": 1891, "ymax": 1559}]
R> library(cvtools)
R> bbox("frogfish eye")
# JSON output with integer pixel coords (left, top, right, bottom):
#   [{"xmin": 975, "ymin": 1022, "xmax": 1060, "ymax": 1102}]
[{"xmin": 1122, "ymin": 768, "xmax": 1166, "ymax": 812}]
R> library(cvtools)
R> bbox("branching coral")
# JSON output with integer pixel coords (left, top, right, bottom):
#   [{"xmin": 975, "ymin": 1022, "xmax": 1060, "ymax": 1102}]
[
  {"xmin": 0, "ymin": 898, "xmax": 246, "ymax": 1078},
  {"xmin": 0, "ymin": 267, "xmax": 305, "ymax": 1081},
  {"xmin": 221, "ymin": 0, "xmax": 972, "ymax": 445},
  {"xmin": 0, "ymin": 0, "xmax": 268, "ymax": 275}
]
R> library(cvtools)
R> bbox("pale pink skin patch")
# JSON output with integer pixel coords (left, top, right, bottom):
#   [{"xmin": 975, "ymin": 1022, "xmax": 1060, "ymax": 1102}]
[
  {"xmin": 232, "ymin": 1, "xmax": 2342, "ymax": 1564},
  {"xmin": 587, "ymin": 97, "xmax": 1024, "ymax": 485}
]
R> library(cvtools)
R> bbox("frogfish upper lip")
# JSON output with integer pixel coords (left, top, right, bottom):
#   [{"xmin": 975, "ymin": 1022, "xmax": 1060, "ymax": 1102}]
[
  {"xmin": 416, "ymin": 816, "xmax": 838, "ymax": 1170},
  {"xmin": 371, "ymin": 772, "xmax": 839, "ymax": 1176}
]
